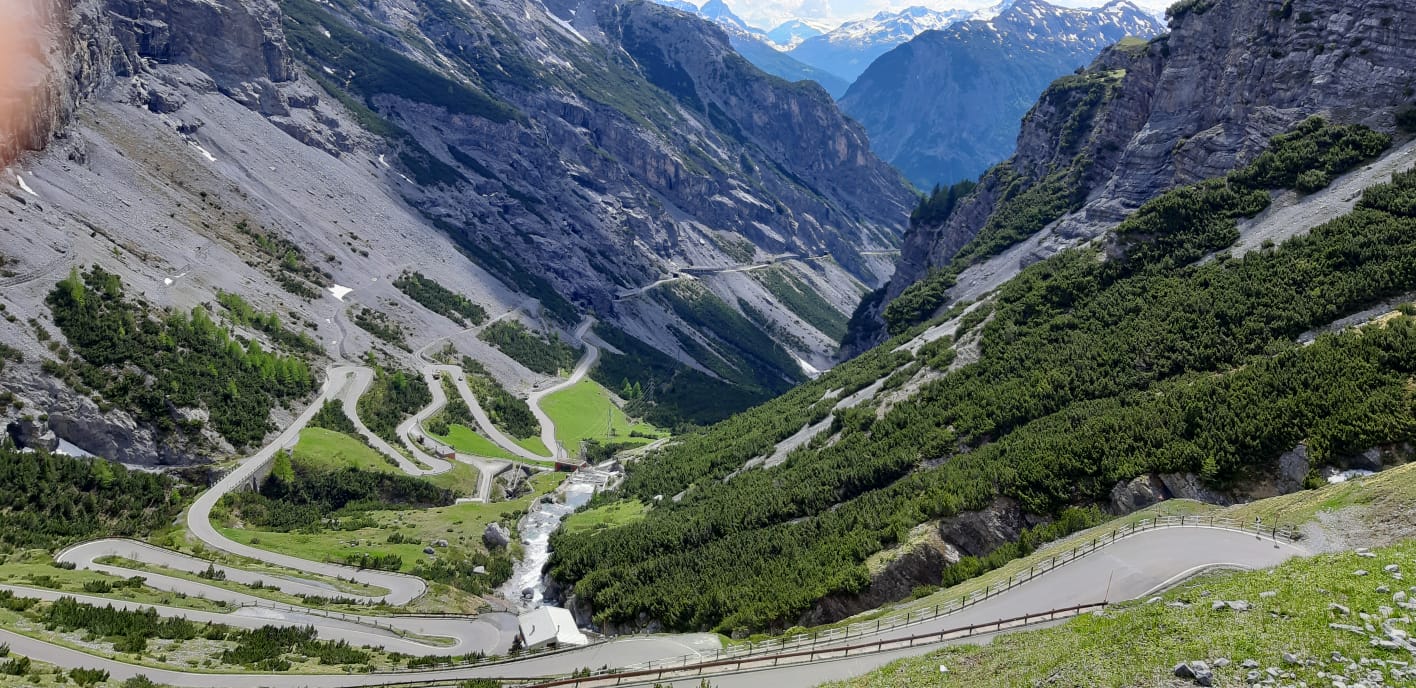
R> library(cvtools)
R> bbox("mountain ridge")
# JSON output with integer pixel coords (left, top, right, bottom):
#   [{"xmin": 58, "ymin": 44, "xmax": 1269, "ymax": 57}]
[
  {"xmin": 788, "ymin": 4, "xmax": 977, "ymax": 82},
  {"xmin": 545, "ymin": 0, "xmax": 1416, "ymax": 638},
  {"xmin": 849, "ymin": 0, "xmax": 1416, "ymax": 353},
  {"xmin": 0, "ymin": 0, "xmax": 912, "ymax": 463},
  {"xmin": 838, "ymin": 0, "xmax": 1163, "ymax": 190}
]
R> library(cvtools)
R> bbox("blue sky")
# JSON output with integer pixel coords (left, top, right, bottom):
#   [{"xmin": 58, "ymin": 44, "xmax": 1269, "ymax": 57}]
[{"xmin": 714, "ymin": 0, "xmax": 1171, "ymax": 30}]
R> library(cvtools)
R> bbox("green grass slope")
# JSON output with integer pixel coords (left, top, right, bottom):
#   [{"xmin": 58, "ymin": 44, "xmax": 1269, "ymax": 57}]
[
  {"xmin": 547, "ymin": 118, "xmax": 1416, "ymax": 634},
  {"xmin": 828, "ymin": 463, "xmax": 1416, "ymax": 687},
  {"xmin": 541, "ymin": 380, "xmax": 665, "ymax": 452}
]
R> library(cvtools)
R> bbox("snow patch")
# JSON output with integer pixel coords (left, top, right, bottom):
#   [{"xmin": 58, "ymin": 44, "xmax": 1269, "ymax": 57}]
[
  {"xmin": 547, "ymin": 11, "xmax": 588, "ymax": 43},
  {"xmin": 794, "ymin": 356, "xmax": 822, "ymax": 377},
  {"xmin": 15, "ymin": 175, "xmax": 37, "ymax": 197},
  {"xmin": 329, "ymin": 284, "xmax": 353, "ymax": 300},
  {"xmin": 189, "ymin": 142, "xmax": 217, "ymax": 162},
  {"xmin": 55, "ymin": 439, "xmax": 95, "ymax": 458}
]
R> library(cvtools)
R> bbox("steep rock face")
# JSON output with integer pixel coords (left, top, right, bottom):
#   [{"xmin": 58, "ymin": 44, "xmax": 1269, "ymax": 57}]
[
  {"xmin": 839, "ymin": 0, "xmax": 1163, "ymax": 189},
  {"xmin": 609, "ymin": 3, "xmax": 906, "ymax": 264},
  {"xmin": 1, "ymin": 0, "xmax": 912, "ymax": 463},
  {"xmin": 370, "ymin": 0, "xmax": 912, "ymax": 382},
  {"xmin": 1, "ymin": 0, "xmax": 115, "ymax": 167},
  {"xmin": 104, "ymin": 0, "xmax": 296, "ymax": 86},
  {"xmin": 852, "ymin": 0, "xmax": 1416, "ymax": 351},
  {"xmin": 724, "ymin": 32, "xmax": 851, "ymax": 98}
]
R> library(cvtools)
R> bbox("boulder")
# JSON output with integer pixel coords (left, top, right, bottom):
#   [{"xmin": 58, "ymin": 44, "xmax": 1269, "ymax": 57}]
[
  {"xmin": 1276, "ymin": 444, "xmax": 1310, "ymax": 493},
  {"xmin": 1348, "ymin": 447, "xmax": 1385, "ymax": 472},
  {"xmin": 1175, "ymin": 661, "xmax": 1212, "ymax": 686},
  {"xmin": 1157, "ymin": 473, "xmax": 1235, "ymax": 506},
  {"xmin": 5, "ymin": 417, "xmax": 58, "ymax": 452},
  {"xmin": 483, "ymin": 523, "xmax": 511, "ymax": 549},
  {"xmin": 1108, "ymin": 474, "xmax": 1167, "ymax": 514},
  {"xmin": 1191, "ymin": 661, "xmax": 1213, "ymax": 686}
]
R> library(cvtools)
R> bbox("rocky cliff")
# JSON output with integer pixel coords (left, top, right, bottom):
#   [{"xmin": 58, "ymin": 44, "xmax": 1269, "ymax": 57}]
[
  {"xmin": 0, "ymin": 0, "xmax": 911, "ymax": 463},
  {"xmin": 839, "ymin": 0, "xmax": 1163, "ymax": 189},
  {"xmin": 849, "ymin": 0, "xmax": 1416, "ymax": 351}
]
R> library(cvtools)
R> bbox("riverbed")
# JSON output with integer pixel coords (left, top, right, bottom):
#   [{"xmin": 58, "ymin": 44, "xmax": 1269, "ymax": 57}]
[{"xmin": 498, "ymin": 479, "xmax": 596, "ymax": 610}]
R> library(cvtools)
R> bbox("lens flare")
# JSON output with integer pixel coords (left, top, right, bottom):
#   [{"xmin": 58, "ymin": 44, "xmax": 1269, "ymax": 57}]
[{"xmin": 0, "ymin": 0, "xmax": 45, "ymax": 165}]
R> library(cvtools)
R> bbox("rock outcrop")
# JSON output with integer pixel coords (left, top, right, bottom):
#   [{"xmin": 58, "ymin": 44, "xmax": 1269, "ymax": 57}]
[
  {"xmin": 802, "ymin": 498, "xmax": 1048, "ymax": 626},
  {"xmin": 803, "ymin": 529, "xmax": 959, "ymax": 626},
  {"xmin": 1, "ymin": 0, "xmax": 914, "ymax": 464},
  {"xmin": 840, "ymin": 0, "xmax": 1163, "ymax": 189},
  {"xmin": 851, "ymin": 0, "xmax": 1416, "ymax": 351}
]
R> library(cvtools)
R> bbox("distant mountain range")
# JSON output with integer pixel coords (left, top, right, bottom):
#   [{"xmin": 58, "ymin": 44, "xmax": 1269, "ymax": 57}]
[
  {"xmin": 654, "ymin": 0, "xmax": 854, "ymax": 96},
  {"xmin": 789, "ymin": 5, "xmax": 977, "ymax": 82},
  {"xmin": 655, "ymin": 0, "xmax": 1163, "ymax": 183},
  {"xmin": 765, "ymin": 19, "xmax": 832, "ymax": 50},
  {"xmin": 839, "ymin": 0, "xmax": 1164, "ymax": 188}
]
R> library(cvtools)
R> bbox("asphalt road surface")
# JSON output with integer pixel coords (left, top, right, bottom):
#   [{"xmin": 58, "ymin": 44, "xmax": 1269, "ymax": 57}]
[
  {"xmin": 16, "ymin": 304, "xmax": 1311, "ymax": 685},
  {"xmin": 21, "ymin": 525, "xmax": 1302, "ymax": 685}
]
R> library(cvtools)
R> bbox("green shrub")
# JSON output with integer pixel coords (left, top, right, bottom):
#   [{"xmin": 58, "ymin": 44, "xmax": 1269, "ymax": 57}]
[
  {"xmin": 479, "ymin": 320, "xmax": 580, "ymax": 375},
  {"xmin": 393, "ymin": 272, "xmax": 487, "ymax": 327},
  {"xmin": 549, "ymin": 123, "xmax": 1416, "ymax": 633},
  {"xmin": 46, "ymin": 267, "xmax": 315, "ymax": 447}
]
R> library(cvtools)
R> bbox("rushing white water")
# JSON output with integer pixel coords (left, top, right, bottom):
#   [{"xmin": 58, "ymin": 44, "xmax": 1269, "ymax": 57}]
[
  {"xmin": 500, "ymin": 480, "xmax": 595, "ymax": 610},
  {"xmin": 1328, "ymin": 469, "xmax": 1375, "ymax": 484}
]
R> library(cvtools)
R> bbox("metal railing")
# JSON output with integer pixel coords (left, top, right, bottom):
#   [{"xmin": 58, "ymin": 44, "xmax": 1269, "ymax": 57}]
[
  {"xmin": 601, "ymin": 514, "xmax": 1296, "ymax": 675},
  {"xmin": 515, "ymin": 603, "xmax": 1108, "ymax": 688},
  {"xmin": 65, "ymin": 514, "xmax": 1296, "ymax": 682}
]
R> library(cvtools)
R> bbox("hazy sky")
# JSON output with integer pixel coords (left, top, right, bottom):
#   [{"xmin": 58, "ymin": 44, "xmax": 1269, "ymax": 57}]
[{"xmin": 716, "ymin": 0, "xmax": 1171, "ymax": 30}]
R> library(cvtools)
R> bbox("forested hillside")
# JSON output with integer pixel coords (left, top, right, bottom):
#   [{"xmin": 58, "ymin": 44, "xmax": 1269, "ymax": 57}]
[
  {"xmin": 850, "ymin": 0, "xmax": 1416, "ymax": 353},
  {"xmin": 548, "ymin": 119, "xmax": 1416, "ymax": 633},
  {"xmin": 0, "ymin": 445, "xmax": 188, "ymax": 549},
  {"xmin": 44, "ymin": 268, "xmax": 316, "ymax": 449}
]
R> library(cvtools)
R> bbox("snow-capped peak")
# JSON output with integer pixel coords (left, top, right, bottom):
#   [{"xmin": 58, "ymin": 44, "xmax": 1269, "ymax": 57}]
[
  {"xmin": 817, "ymin": 6, "xmax": 974, "ymax": 48},
  {"xmin": 766, "ymin": 19, "xmax": 836, "ymax": 50},
  {"xmin": 972, "ymin": 0, "xmax": 1017, "ymax": 22}
]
